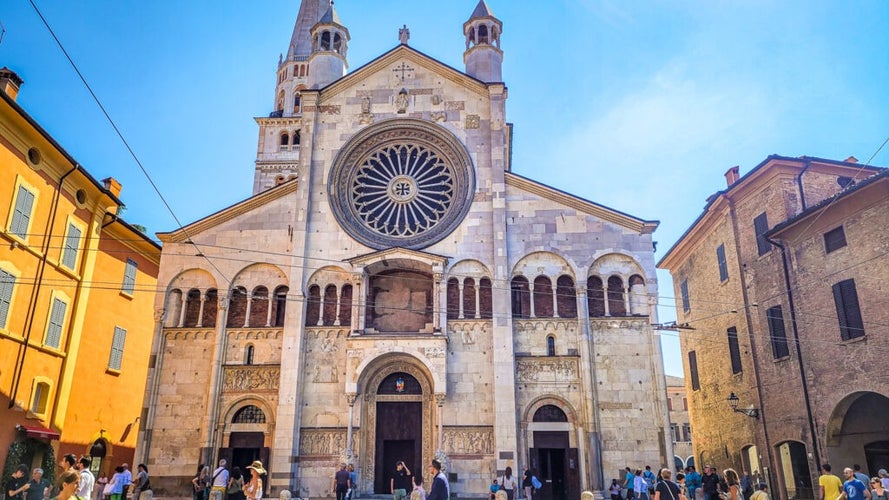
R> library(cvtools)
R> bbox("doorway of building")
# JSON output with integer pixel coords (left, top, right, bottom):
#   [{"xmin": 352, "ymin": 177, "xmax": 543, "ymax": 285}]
[
  {"xmin": 865, "ymin": 441, "xmax": 889, "ymax": 476},
  {"xmin": 374, "ymin": 401, "xmax": 422, "ymax": 493},
  {"xmin": 777, "ymin": 441, "xmax": 813, "ymax": 499},
  {"xmin": 221, "ymin": 432, "xmax": 268, "ymax": 474},
  {"xmin": 530, "ymin": 430, "xmax": 579, "ymax": 500}
]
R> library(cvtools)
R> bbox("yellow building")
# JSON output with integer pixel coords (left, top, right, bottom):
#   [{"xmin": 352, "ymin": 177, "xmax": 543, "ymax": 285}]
[{"xmin": 0, "ymin": 68, "xmax": 160, "ymax": 478}]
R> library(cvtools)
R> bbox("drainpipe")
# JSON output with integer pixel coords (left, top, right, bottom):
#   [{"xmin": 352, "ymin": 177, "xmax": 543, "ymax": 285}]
[
  {"xmin": 767, "ymin": 236, "xmax": 821, "ymax": 468},
  {"xmin": 795, "ymin": 160, "xmax": 812, "ymax": 211},
  {"xmin": 8, "ymin": 164, "xmax": 78, "ymax": 409}
]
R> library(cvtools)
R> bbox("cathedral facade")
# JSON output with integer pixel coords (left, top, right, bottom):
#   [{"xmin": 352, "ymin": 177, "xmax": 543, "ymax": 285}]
[{"xmin": 137, "ymin": 2, "xmax": 671, "ymax": 498}]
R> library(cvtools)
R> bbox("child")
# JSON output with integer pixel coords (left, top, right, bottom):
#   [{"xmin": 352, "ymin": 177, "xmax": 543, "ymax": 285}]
[
  {"xmin": 610, "ymin": 479, "xmax": 623, "ymax": 500},
  {"xmin": 490, "ymin": 479, "xmax": 500, "ymax": 500}
]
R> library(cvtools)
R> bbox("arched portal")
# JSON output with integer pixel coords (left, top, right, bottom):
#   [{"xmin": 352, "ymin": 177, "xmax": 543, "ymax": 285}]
[
  {"xmin": 826, "ymin": 391, "xmax": 889, "ymax": 475},
  {"xmin": 358, "ymin": 355, "xmax": 436, "ymax": 495}
]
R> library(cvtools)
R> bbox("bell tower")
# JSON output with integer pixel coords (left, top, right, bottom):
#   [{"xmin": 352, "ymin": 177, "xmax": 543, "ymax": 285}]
[
  {"xmin": 307, "ymin": 2, "xmax": 350, "ymax": 89},
  {"xmin": 463, "ymin": 0, "xmax": 503, "ymax": 83}
]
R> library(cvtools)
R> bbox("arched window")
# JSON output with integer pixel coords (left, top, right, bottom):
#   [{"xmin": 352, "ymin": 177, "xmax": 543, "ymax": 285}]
[
  {"xmin": 321, "ymin": 31, "xmax": 331, "ymax": 51},
  {"xmin": 227, "ymin": 286, "xmax": 248, "ymax": 327},
  {"xmin": 277, "ymin": 91, "xmax": 285, "ymax": 112},
  {"xmin": 293, "ymin": 130, "xmax": 301, "ymax": 146},
  {"xmin": 463, "ymin": 278, "xmax": 476, "ymax": 319},
  {"xmin": 608, "ymin": 276, "xmax": 626, "ymax": 316},
  {"xmin": 293, "ymin": 93, "xmax": 302, "ymax": 113},
  {"xmin": 203, "ymin": 289, "xmax": 218, "ymax": 327},
  {"xmin": 166, "ymin": 289, "xmax": 183, "ymax": 327},
  {"xmin": 273, "ymin": 286, "xmax": 288, "ymax": 327},
  {"xmin": 89, "ymin": 440, "xmax": 106, "ymax": 475},
  {"xmin": 305, "ymin": 285, "xmax": 321, "ymax": 326},
  {"xmin": 250, "ymin": 286, "xmax": 269, "ymax": 327},
  {"xmin": 280, "ymin": 132, "xmax": 290, "ymax": 151},
  {"xmin": 468, "ymin": 27, "xmax": 476, "ymax": 45},
  {"xmin": 339, "ymin": 284, "xmax": 353, "ymax": 327},
  {"xmin": 184, "ymin": 289, "xmax": 201, "ymax": 327},
  {"xmin": 533, "ymin": 404, "xmax": 568, "ymax": 422},
  {"xmin": 547, "ymin": 336, "xmax": 556, "ymax": 356},
  {"xmin": 322, "ymin": 285, "xmax": 338, "ymax": 326},
  {"xmin": 479, "ymin": 278, "xmax": 493, "ymax": 319},
  {"xmin": 232, "ymin": 405, "xmax": 266, "ymax": 424},
  {"xmin": 533, "ymin": 276, "xmax": 553, "ymax": 318},
  {"xmin": 556, "ymin": 276, "xmax": 577, "ymax": 318},
  {"xmin": 510, "ymin": 276, "xmax": 530, "ymax": 318},
  {"xmin": 446, "ymin": 278, "xmax": 460, "ymax": 320},
  {"xmin": 245, "ymin": 344, "xmax": 254, "ymax": 365},
  {"xmin": 478, "ymin": 25, "xmax": 489, "ymax": 44},
  {"xmin": 333, "ymin": 33, "xmax": 343, "ymax": 53},
  {"xmin": 587, "ymin": 276, "xmax": 605, "ymax": 317}
]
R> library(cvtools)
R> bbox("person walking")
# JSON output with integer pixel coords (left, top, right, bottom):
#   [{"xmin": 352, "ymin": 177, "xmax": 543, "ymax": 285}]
[
  {"xmin": 654, "ymin": 469, "xmax": 682, "ymax": 500},
  {"xmin": 625, "ymin": 468, "xmax": 637, "ymax": 500},
  {"xmin": 522, "ymin": 469, "xmax": 534, "ymax": 500},
  {"xmin": 210, "ymin": 460, "xmax": 229, "ymax": 500},
  {"xmin": 52, "ymin": 470, "xmax": 81, "ymax": 500},
  {"xmin": 723, "ymin": 469, "xmax": 741, "ymax": 500},
  {"xmin": 686, "ymin": 467, "xmax": 702, "ymax": 500},
  {"xmin": 227, "ymin": 468, "xmax": 245, "ymax": 500},
  {"xmin": 411, "ymin": 475, "xmax": 426, "ymax": 500},
  {"xmin": 500, "ymin": 467, "xmax": 517, "ymax": 500},
  {"xmin": 839, "ymin": 467, "xmax": 870, "ymax": 500},
  {"xmin": 702, "ymin": 466, "xmax": 721, "ymax": 500},
  {"xmin": 76, "ymin": 457, "xmax": 94, "ymax": 500},
  {"xmin": 109, "ymin": 467, "xmax": 125, "ymax": 500},
  {"xmin": 426, "ymin": 461, "xmax": 448, "ymax": 500},
  {"xmin": 820, "ymin": 464, "xmax": 843, "ymax": 500},
  {"xmin": 333, "ymin": 463, "xmax": 351, "ymax": 500},
  {"xmin": 871, "ymin": 477, "xmax": 889, "ymax": 500},
  {"xmin": 635, "ymin": 470, "xmax": 650, "ymax": 500}
]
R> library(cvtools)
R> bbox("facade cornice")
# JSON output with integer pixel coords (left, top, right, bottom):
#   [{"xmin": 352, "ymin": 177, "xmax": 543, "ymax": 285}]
[
  {"xmin": 158, "ymin": 180, "xmax": 299, "ymax": 243},
  {"xmin": 504, "ymin": 172, "xmax": 658, "ymax": 234}
]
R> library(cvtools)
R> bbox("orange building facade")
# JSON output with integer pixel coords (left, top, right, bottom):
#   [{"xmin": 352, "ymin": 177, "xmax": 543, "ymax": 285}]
[{"xmin": 0, "ymin": 69, "xmax": 160, "ymax": 480}]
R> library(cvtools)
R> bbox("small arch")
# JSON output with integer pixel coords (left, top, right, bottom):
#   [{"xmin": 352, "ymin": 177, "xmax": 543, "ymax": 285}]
[
  {"xmin": 250, "ymin": 286, "xmax": 269, "ymax": 327},
  {"xmin": 322, "ymin": 284, "xmax": 338, "ymax": 326},
  {"xmin": 305, "ymin": 284, "xmax": 321, "ymax": 326},
  {"xmin": 463, "ymin": 278, "xmax": 476, "ymax": 319},
  {"xmin": 320, "ymin": 31, "xmax": 331, "ymax": 51},
  {"xmin": 333, "ymin": 33, "xmax": 343, "ymax": 53},
  {"xmin": 293, "ymin": 130, "xmax": 301, "ymax": 146},
  {"xmin": 339, "ymin": 284, "xmax": 353, "ymax": 327},
  {"xmin": 227, "ymin": 286, "xmax": 248, "ymax": 327},
  {"xmin": 279, "ymin": 132, "xmax": 290, "ymax": 146},
  {"xmin": 293, "ymin": 93, "xmax": 302, "ymax": 114},
  {"xmin": 276, "ymin": 90, "xmax": 285, "ymax": 112},
  {"xmin": 607, "ymin": 276, "xmax": 626, "ymax": 316},
  {"xmin": 479, "ymin": 278, "xmax": 493, "ymax": 319},
  {"xmin": 533, "ymin": 404, "xmax": 568, "ymax": 422},
  {"xmin": 203, "ymin": 289, "xmax": 218, "ymax": 327},
  {"xmin": 556, "ymin": 275, "xmax": 577, "ymax": 318},
  {"xmin": 272, "ymin": 286, "xmax": 289, "ymax": 327},
  {"xmin": 165, "ymin": 289, "xmax": 183, "ymax": 327},
  {"xmin": 587, "ymin": 276, "xmax": 605, "ymax": 316},
  {"xmin": 510, "ymin": 276, "xmax": 531, "ymax": 318},
  {"xmin": 244, "ymin": 344, "xmax": 255, "ymax": 365},
  {"xmin": 533, "ymin": 276, "xmax": 554, "ymax": 318},
  {"xmin": 478, "ymin": 24, "xmax": 489, "ymax": 44},
  {"xmin": 446, "ymin": 278, "xmax": 460, "ymax": 320},
  {"xmin": 184, "ymin": 289, "xmax": 202, "ymax": 327},
  {"xmin": 546, "ymin": 336, "xmax": 556, "ymax": 357}
]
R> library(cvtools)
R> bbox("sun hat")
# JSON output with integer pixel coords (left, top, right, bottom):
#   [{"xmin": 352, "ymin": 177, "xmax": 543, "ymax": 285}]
[{"xmin": 246, "ymin": 460, "xmax": 267, "ymax": 475}]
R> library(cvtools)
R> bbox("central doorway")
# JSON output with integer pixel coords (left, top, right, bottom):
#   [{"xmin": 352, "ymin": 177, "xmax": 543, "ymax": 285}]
[{"xmin": 373, "ymin": 373, "xmax": 423, "ymax": 494}]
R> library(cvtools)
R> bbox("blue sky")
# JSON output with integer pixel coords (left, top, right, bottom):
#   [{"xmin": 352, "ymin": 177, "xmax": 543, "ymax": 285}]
[{"xmin": 3, "ymin": 0, "xmax": 888, "ymax": 377}]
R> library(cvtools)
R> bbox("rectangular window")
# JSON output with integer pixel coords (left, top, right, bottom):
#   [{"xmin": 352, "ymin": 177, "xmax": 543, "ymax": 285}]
[
  {"xmin": 0, "ymin": 269, "xmax": 14, "ymax": 329},
  {"xmin": 122, "ymin": 259, "xmax": 138, "ymax": 295},
  {"xmin": 61, "ymin": 223, "xmax": 82, "ymax": 270},
  {"xmin": 766, "ymin": 305, "xmax": 790, "ymax": 358},
  {"xmin": 671, "ymin": 424, "xmax": 681, "ymax": 442},
  {"xmin": 716, "ymin": 244, "xmax": 729, "ymax": 282},
  {"xmin": 667, "ymin": 397, "xmax": 673, "ymax": 411},
  {"xmin": 728, "ymin": 327, "xmax": 742, "ymax": 374},
  {"xmin": 688, "ymin": 351, "xmax": 700, "ymax": 390},
  {"xmin": 31, "ymin": 381, "xmax": 49, "ymax": 415},
  {"xmin": 44, "ymin": 297, "xmax": 67, "ymax": 349},
  {"xmin": 682, "ymin": 423, "xmax": 691, "ymax": 442},
  {"xmin": 680, "ymin": 279, "xmax": 690, "ymax": 313},
  {"xmin": 754, "ymin": 212, "xmax": 771, "ymax": 256},
  {"xmin": 683, "ymin": 397, "xmax": 688, "ymax": 410},
  {"xmin": 833, "ymin": 279, "xmax": 865, "ymax": 340},
  {"xmin": 824, "ymin": 226, "xmax": 847, "ymax": 253},
  {"xmin": 10, "ymin": 185, "xmax": 36, "ymax": 240},
  {"xmin": 108, "ymin": 326, "xmax": 127, "ymax": 370}
]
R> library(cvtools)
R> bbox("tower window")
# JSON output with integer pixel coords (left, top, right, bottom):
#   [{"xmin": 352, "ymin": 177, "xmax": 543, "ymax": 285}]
[
  {"xmin": 280, "ymin": 132, "xmax": 290, "ymax": 151},
  {"xmin": 478, "ymin": 25, "xmax": 489, "ymax": 44},
  {"xmin": 245, "ymin": 344, "xmax": 254, "ymax": 365},
  {"xmin": 546, "ymin": 336, "xmax": 555, "ymax": 356},
  {"xmin": 293, "ymin": 130, "xmax": 301, "ymax": 146}
]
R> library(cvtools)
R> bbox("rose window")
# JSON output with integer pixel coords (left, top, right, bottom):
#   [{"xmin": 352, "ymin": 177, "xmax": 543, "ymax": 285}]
[{"xmin": 329, "ymin": 119, "xmax": 475, "ymax": 250}]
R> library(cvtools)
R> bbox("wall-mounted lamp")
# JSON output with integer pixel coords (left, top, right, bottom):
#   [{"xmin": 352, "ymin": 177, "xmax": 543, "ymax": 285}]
[{"xmin": 727, "ymin": 392, "xmax": 760, "ymax": 418}]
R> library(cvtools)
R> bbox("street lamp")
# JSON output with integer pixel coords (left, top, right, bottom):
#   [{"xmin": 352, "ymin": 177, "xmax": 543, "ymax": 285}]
[{"xmin": 727, "ymin": 392, "xmax": 760, "ymax": 419}]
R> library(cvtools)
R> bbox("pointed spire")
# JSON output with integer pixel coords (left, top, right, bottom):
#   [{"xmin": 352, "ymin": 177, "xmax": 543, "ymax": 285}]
[
  {"xmin": 288, "ymin": 0, "xmax": 332, "ymax": 59},
  {"xmin": 318, "ymin": 1, "xmax": 342, "ymax": 25},
  {"xmin": 469, "ymin": 0, "xmax": 495, "ymax": 19}
]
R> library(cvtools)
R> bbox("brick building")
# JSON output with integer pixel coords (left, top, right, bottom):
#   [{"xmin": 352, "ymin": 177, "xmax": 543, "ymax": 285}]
[
  {"xmin": 658, "ymin": 156, "xmax": 888, "ymax": 500},
  {"xmin": 136, "ymin": 1, "xmax": 672, "ymax": 499},
  {"xmin": 0, "ymin": 69, "xmax": 160, "ymax": 478}
]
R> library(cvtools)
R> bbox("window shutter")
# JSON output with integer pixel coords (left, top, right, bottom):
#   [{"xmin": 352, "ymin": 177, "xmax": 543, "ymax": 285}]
[
  {"xmin": 766, "ymin": 305, "xmax": 789, "ymax": 358},
  {"xmin": 688, "ymin": 351, "xmax": 700, "ymax": 390},
  {"xmin": 833, "ymin": 279, "xmax": 864, "ymax": 340},
  {"xmin": 716, "ymin": 244, "xmax": 728, "ymax": 282},
  {"xmin": 11, "ymin": 186, "xmax": 36, "ymax": 238},
  {"xmin": 680, "ymin": 279, "xmax": 690, "ymax": 312},
  {"xmin": 727, "ymin": 327, "xmax": 742, "ymax": 374},
  {"xmin": 45, "ymin": 298, "xmax": 67, "ymax": 348},
  {"xmin": 122, "ymin": 259, "xmax": 138, "ymax": 294},
  {"xmin": 109, "ymin": 326, "xmax": 127, "ymax": 370},
  {"xmin": 62, "ymin": 224, "xmax": 82, "ymax": 269},
  {"xmin": 0, "ymin": 270, "xmax": 15, "ymax": 329},
  {"xmin": 754, "ymin": 212, "xmax": 770, "ymax": 256},
  {"xmin": 824, "ymin": 226, "xmax": 847, "ymax": 253}
]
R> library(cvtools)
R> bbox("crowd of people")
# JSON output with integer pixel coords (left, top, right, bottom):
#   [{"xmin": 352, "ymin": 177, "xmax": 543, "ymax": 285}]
[
  {"xmin": 191, "ymin": 459, "xmax": 265, "ymax": 500},
  {"xmin": 4, "ymin": 455, "xmax": 149, "ymax": 500},
  {"xmin": 606, "ymin": 465, "xmax": 768, "ymax": 500}
]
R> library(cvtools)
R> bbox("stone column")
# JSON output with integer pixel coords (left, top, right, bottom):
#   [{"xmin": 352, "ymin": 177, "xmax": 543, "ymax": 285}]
[
  {"xmin": 196, "ymin": 293, "xmax": 206, "ymax": 328},
  {"xmin": 346, "ymin": 393, "xmax": 357, "ymax": 451},
  {"xmin": 623, "ymin": 286, "xmax": 630, "ymax": 315},
  {"xmin": 602, "ymin": 286, "xmax": 610, "ymax": 317},
  {"xmin": 265, "ymin": 293, "xmax": 273, "ymax": 327},
  {"xmin": 435, "ymin": 393, "xmax": 446, "ymax": 449},
  {"xmin": 433, "ymin": 272, "xmax": 443, "ymax": 331},
  {"xmin": 474, "ymin": 283, "xmax": 481, "ymax": 319},
  {"xmin": 529, "ymin": 283, "xmax": 536, "ymax": 318},
  {"xmin": 178, "ymin": 294, "xmax": 187, "ymax": 327},
  {"xmin": 334, "ymin": 285, "xmax": 342, "ymax": 326},
  {"xmin": 317, "ymin": 287, "xmax": 325, "ymax": 327},
  {"xmin": 458, "ymin": 281, "xmax": 465, "ymax": 319},
  {"xmin": 351, "ymin": 272, "xmax": 363, "ymax": 334},
  {"xmin": 243, "ymin": 295, "xmax": 252, "ymax": 328},
  {"xmin": 552, "ymin": 283, "xmax": 560, "ymax": 318}
]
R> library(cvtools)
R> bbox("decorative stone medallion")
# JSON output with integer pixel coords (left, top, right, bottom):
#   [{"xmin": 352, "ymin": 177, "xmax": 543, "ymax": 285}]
[{"xmin": 329, "ymin": 119, "xmax": 475, "ymax": 250}]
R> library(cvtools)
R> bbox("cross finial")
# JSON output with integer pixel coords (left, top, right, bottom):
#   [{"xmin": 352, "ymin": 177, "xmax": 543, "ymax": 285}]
[{"xmin": 399, "ymin": 24, "xmax": 410, "ymax": 45}]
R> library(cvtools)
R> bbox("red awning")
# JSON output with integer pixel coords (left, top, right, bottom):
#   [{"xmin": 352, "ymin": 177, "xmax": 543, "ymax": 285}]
[{"xmin": 16, "ymin": 424, "xmax": 60, "ymax": 440}]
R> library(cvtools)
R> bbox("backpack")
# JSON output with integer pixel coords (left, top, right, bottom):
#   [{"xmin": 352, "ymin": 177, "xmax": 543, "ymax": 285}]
[{"xmin": 531, "ymin": 476, "xmax": 542, "ymax": 490}]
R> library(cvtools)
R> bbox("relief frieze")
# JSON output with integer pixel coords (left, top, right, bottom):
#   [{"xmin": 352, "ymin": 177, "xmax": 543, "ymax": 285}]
[
  {"xmin": 515, "ymin": 357, "xmax": 578, "ymax": 383},
  {"xmin": 442, "ymin": 427, "xmax": 494, "ymax": 455},
  {"xmin": 223, "ymin": 365, "xmax": 280, "ymax": 392}
]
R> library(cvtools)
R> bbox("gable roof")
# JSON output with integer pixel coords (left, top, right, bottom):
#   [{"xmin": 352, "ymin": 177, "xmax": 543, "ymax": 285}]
[
  {"xmin": 318, "ymin": 44, "xmax": 492, "ymax": 101},
  {"xmin": 505, "ymin": 172, "xmax": 659, "ymax": 234},
  {"xmin": 157, "ymin": 179, "xmax": 298, "ymax": 243}
]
